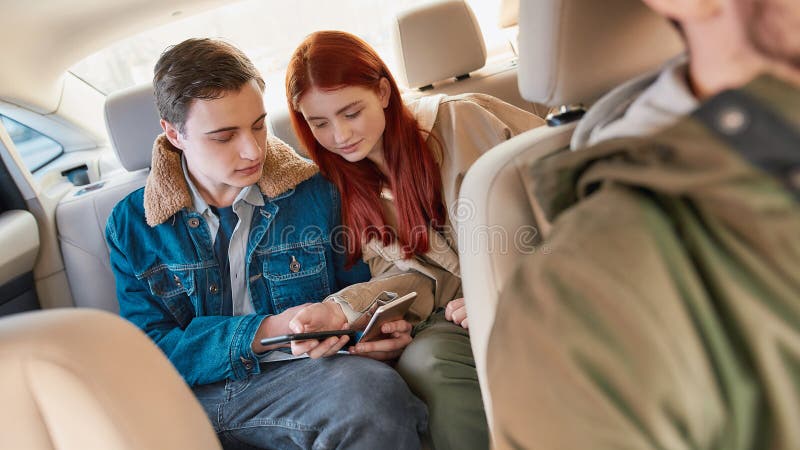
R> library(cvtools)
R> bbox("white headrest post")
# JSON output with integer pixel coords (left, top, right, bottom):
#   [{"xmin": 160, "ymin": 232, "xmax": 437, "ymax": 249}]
[
  {"xmin": 518, "ymin": 0, "xmax": 684, "ymax": 107},
  {"xmin": 104, "ymin": 83, "xmax": 163, "ymax": 172},
  {"xmin": 393, "ymin": 0, "xmax": 487, "ymax": 89}
]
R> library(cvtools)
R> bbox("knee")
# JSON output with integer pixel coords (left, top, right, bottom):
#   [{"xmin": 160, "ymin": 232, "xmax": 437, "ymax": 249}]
[
  {"xmin": 397, "ymin": 332, "xmax": 476, "ymax": 394},
  {"xmin": 397, "ymin": 336, "xmax": 438, "ymax": 380},
  {"xmin": 328, "ymin": 357, "xmax": 426, "ymax": 425}
]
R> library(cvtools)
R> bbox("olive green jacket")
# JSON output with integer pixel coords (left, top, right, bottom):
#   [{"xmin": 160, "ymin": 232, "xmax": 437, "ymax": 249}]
[
  {"xmin": 328, "ymin": 93, "xmax": 545, "ymax": 324},
  {"xmin": 489, "ymin": 75, "xmax": 800, "ymax": 450}
]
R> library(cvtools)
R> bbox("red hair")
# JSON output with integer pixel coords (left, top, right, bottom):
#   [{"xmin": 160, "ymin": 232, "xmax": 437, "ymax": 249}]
[{"xmin": 286, "ymin": 30, "xmax": 445, "ymax": 266}]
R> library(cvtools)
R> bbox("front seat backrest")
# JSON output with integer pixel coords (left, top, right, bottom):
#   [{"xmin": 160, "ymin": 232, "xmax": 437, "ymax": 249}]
[
  {"xmin": 57, "ymin": 83, "xmax": 160, "ymax": 312},
  {"xmin": 458, "ymin": 0, "xmax": 683, "ymax": 439},
  {"xmin": 0, "ymin": 308, "xmax": 221, "ymax": 450}
]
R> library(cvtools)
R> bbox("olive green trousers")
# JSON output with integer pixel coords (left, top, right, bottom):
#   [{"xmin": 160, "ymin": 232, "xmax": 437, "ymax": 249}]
[{"xmin": 396, "ymin": 311, "xmax": 488, "ymax": 450}]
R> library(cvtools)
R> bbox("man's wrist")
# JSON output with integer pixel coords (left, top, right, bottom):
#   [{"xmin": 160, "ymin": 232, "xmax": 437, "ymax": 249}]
[{"xmin": 253, "ymin": 314, "xmax": 290, "ymax": 352}]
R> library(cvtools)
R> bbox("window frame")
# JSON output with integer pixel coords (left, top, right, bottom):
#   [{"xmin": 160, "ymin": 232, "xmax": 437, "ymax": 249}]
[{"xmin": 0, "ymin": 114, "xmax": 65, "ymax": 173}]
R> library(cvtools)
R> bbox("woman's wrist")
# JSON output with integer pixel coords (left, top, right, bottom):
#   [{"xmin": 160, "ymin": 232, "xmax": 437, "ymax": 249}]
[{"xmin": 323, "ymin": 300, "xmax": 348, "ymax": 326}]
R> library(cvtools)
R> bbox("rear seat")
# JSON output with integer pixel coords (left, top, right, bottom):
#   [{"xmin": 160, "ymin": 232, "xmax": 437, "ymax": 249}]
[
  {"xmin": 268, "ymin": 0, "xmax": 549, "ymax": 155},
  {"xmin": 56, "ymin": 0, "xmax": 559, "ymax": 313},
  {"xmin": 56, "ymin": 83, "xmax": 160, "ymax": 312}
]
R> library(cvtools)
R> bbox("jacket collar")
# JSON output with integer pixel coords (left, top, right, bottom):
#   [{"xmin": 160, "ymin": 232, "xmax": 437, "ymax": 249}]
[
  {"xmin": 571, "ymin": 54, "xmax": 697, "ymax": 150},
  {"xmin": 406, "ymin": 94, "xmax": 446, "ymax": 135},
  {"xmin": 143, "ymin": 133, "xmax": 318, "ymax": 226},
  {"xmin": 532, "ymin": 74, "xmax": 800, "ymax": 222}
]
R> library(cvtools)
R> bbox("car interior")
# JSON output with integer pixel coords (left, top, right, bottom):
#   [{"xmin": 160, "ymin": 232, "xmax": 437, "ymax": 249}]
[{"xmin": 0, "ymin": 0, "xmax": 684, "ymax": 447}]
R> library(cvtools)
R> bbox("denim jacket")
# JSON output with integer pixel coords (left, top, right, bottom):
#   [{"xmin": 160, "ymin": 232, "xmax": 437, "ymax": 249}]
[{"xmin": 106, "ymin": 134, "xmax": 370, "ymax": 386}]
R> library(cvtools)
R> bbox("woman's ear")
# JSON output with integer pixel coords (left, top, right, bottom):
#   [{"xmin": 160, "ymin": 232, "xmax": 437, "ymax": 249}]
[
  {"xmin": 641, "ymin": 0, "xmax": 720, "ymax": 21},
  {"xmin": 161, "ymin": 119, "xmax": 185, "ymax": 150},
  {"xmin": 378, "ymin": 77, "xmax": 391, "ymax": 109}
]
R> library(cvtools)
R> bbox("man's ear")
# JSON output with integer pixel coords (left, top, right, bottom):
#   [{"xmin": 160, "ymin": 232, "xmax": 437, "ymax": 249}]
[
  {"xmin": 378, "ymin": 77, "xmax": 391, "ymax": 109},
  {"xmin": 161, "ymin": 119, "xmax": 184, "ymax": 150},
  {"xmin": 641, "ymin": 0, "xmax": 720, "ymax": 21}
]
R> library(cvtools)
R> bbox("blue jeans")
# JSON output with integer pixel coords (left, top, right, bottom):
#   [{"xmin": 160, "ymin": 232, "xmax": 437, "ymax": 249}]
[{"xmin": 193, "ymin": 355, "xmax": 428, "ymax": 450}]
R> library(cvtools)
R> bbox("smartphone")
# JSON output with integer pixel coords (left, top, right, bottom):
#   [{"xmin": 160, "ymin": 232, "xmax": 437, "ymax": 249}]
[
  {"xmin": 355, "ymin": 291, "xmax": 417, "ymax": 343},
  {"xmin": 259, "ymin": 329, "xmax": 357, "ymax": 347},
  {"xmin": 258, "ymin": 291, "xmax": 418, "ymax": 347}
]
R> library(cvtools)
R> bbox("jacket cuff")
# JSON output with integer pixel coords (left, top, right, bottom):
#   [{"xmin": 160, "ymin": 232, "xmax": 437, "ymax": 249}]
[{"xmin": 231, "ymin": 314, "xmax": 268, "ymax": 379}]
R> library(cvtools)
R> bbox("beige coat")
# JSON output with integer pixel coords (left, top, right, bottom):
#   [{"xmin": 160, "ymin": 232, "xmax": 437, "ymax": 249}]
[{"xmin": 330, "ymin": 93, "xmax": 545, "ymax": 323}]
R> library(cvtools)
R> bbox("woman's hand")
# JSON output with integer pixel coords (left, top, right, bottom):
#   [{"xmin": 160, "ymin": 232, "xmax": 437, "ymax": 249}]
[
  {"xmin": 289, "ymin": 302, "xmax": 351, "ymax": 358},
  {"xmin": 445, "ymin": 297, "xmax": 469, "ymax": 329},
  {"xmin": 348, "ymin": 319, "xmax": 413, "ymax": 361}
]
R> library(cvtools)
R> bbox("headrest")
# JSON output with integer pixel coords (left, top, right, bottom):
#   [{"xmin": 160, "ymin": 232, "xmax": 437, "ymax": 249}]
[
  {"xmin": 518, "ymin": 0, "xmax": 684, "ymax": 106},
  {"xmin": 498, "ymin": 0, "xmax": 520, "ymax": 28},
  {"xmin": 104, "ymin": 83, "xmax": 162, "ymax": 172},
  {"xmin": 0, "ymin": 309, "xmax": 221, "ymax": 450},
  {"xmin": 392, "ymin": 0, "xmax": 487, "ymax": 89}
]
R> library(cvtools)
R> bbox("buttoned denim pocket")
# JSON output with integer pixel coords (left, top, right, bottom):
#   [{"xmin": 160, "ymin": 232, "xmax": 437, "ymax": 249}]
[
  {"xmin": 145, "ymin": 267, "xmax": 196, "ymax": 323},
  {"xmin": 263, "ymin": 242, "xmax": 329, "ymax": 310}
]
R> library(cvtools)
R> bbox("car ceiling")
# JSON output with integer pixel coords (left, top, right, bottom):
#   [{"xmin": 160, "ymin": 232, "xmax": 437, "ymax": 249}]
[{"xmin": 0, "ymin": 0, "xmax": 233, "ymax": 115}]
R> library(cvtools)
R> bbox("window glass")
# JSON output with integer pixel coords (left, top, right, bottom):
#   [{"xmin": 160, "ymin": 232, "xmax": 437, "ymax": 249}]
[
  {"xmin": 69, "ymin": 0, "xmax": 504, "ymax": 95},
  {"xmin": 0, "ymin": 115, "xmax": 63, "ymax": 172}
]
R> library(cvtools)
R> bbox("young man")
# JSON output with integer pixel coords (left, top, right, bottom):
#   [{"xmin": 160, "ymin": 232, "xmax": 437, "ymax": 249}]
[
  {"xmin": 490, "ymin": 0, "xmax": 800, "ymax": 449},
  {"xmin": 105, "ymin": 38, "xmax": 426, "ymax": 449}
]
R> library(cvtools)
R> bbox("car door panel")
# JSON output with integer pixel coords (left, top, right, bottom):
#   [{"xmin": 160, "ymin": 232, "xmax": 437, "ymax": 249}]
[{"xmin": 0, "ymin": 210, "xmax": 40, "ymax": 315}]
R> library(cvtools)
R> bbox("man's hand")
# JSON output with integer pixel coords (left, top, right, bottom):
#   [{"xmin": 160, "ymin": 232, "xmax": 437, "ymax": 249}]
[
  {"xmin": 252, "ymin": 303, "xmax": 312, "ymax": 352},
  {"xmin": 289, "ymin": 302, "xmax": 350, "ymax": 359},
  {"xmin": 348, "ymin": 319, "xmax": 413, "ymax": 361},
  {"xmin": 444, "ymin": 297, "xmax": 469, "ymax": 329}
]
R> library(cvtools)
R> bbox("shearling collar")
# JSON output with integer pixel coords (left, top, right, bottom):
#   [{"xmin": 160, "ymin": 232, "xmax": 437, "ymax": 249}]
[{"xmin": 143, "ymin": 133, "xmax": 318, "ymax": 227}]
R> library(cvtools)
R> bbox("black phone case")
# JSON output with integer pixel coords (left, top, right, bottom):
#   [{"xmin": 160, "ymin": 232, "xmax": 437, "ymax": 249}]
[{"xmin": 259, "ymin": 329, "xmax": 357, "ymax": 346}]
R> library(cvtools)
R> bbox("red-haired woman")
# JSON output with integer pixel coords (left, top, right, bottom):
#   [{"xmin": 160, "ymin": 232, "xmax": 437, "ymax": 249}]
[{"xmin": 285, "ymin": 30, "xmax": 544, "ymax": 449}]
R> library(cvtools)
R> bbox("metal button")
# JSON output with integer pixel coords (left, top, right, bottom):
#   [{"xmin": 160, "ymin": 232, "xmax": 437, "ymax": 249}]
[
  {"xmin": 240, "ymin": 356, "xmax": 253, "ymax": 370},
  {"xmin": 289, "ymin": 255, "xmax": 301, "ymax": 273},
  {"xmin": 209, "ymin": 284, "xmax": 218, "ymax": 294},
  {"xmin": 187, "ymin": 218, "xmax": 200, "ymax": 228},
  {"xmin": 717, "ymin": 107, "xmax": 749, "ymax": 135},
  {"xmin": 265, "ymin": 212, "xmax": 272, "ymax": 219},
  {"xmin": 173, "ymin": 275, "xmax": 182, "ymax": 288}
]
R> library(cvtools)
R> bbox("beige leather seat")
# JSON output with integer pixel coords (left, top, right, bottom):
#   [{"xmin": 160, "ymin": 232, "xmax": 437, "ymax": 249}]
[
  {"xmin": 392, "ymin": 0, "xmax": 549, "ymax": 117},
  {"xmin": 56, "ymin": 83, "xmax": 160, "ymax": 312},
  {"xmin": 457, "ymin": 0, "xmax": 683, "ymax": 438},
  {"xmin": 0, "ymin": 308, "xmax": 220, "ymax": 449}
]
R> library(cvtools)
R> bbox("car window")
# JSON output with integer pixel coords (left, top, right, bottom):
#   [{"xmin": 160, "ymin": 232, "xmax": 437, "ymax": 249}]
[
  {"xmin": 0, "ymin": 115, "xmax": 63, "ymax": 173},
  {"xmin": 69, "ymin": 0, "xmax": 505, "ymax": 95}
]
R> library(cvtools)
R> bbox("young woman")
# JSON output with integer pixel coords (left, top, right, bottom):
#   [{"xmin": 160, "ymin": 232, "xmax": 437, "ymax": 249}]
[{"xmin": 284, "ymin": 30, "xmax": 545, "ymax": 449}]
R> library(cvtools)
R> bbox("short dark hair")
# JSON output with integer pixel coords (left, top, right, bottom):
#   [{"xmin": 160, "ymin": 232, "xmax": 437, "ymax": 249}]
[{"xmin": 153, "ymin": 38, "xmax": 265, "ymax": 133}]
